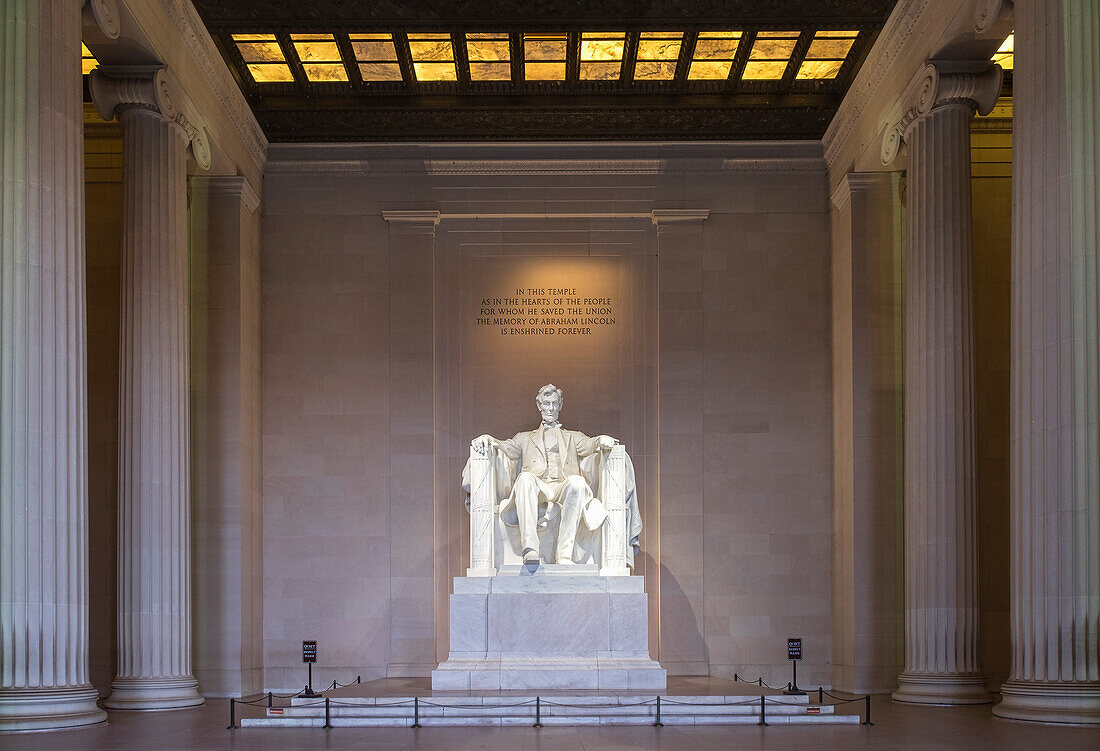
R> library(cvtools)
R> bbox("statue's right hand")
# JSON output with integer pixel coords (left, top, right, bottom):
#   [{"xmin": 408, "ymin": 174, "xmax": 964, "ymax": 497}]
[{"xmin": 471, "ymin": 434, "xmax": 499, "ymax": 454}]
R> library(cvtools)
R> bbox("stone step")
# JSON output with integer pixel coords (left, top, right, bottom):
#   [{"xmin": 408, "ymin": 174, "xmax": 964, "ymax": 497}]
[
  {"xmin": 242, "ymin": 712, "xmax": 860, "ymax": 728},
  {"xmin": 242, "ymin": 693, "xmax": 861, "ymax": 727}
]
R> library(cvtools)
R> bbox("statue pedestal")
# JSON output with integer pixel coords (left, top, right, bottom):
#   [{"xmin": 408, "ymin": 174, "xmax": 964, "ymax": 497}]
[{"xmin": 432, "ymin": 566, "xmax": 666, "ymax": 691}]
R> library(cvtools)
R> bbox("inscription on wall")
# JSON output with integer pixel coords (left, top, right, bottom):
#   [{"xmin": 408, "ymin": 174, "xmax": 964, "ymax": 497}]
[{"xmin": 475, "ymin": 287, "xmax": 616, "ymax": 336}]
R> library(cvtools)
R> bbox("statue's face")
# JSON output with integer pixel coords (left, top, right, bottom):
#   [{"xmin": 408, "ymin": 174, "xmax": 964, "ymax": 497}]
[{"xmin": 538, "ymin": 391, "xmax": 562, "ymax": 424}]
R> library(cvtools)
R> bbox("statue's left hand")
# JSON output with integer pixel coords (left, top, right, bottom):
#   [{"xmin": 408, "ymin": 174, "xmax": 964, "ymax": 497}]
[{"xmin": 598, "ymin": 435, "xmax": 619, "ymax": 451}]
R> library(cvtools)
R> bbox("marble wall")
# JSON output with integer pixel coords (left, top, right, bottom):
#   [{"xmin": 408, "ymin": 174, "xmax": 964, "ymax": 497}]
[{"xmin": 259, "ymin": 143, "xmax": 835, "ymax": 689}]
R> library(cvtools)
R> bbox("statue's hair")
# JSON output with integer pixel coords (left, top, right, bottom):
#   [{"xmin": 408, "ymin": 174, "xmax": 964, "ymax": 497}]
[{"xmin": 536, "ymin": 383, "xmax": 563, "ymax": 408}]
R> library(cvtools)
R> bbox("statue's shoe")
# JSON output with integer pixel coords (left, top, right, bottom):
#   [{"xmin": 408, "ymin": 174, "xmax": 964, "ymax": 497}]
[
  {"xmin": 555, "ymin": 558, "xmax": 576, "ymax": 565},
  {"xmin": 522, "ymin": 549, "xmax": 540, "ymax": 563}
]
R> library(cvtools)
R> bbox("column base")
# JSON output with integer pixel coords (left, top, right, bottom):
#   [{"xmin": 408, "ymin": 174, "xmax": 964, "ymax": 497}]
[
  {"xmin": 0, "ymin": 685, "xmax": 107, "ymax": 732},
  {"xmin": 892, "ymin": 671, "xmax": 992, "ymax": 705},
  {"xmin": 993, "ymin": 679, "xmax": 1100, "ymax": 725},
  {"xmin": 103, "ymin": 676, "xmax": 204, "ymax": 711}
]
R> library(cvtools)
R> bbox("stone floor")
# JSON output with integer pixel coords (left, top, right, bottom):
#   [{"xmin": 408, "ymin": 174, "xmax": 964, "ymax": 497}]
[{"xmin": 3, "ymin": 691, "xmax": 1098, "ymax": 750}]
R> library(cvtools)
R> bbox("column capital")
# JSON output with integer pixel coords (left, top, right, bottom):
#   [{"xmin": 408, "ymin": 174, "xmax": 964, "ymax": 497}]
[
  {"xmin": 973, "ymin": 0, "xmax": 1014, "ymax": 35},
  {"xmin": 881, "ymin": 61, "xmax": 1003, "ymax": 166},
  {"xmin": 81, "ymin": 0, "xmax": 120, "ymax": 39},
  {"xmin": 89, "ymin": 66, "xmax": 211, "ymax": 170}
]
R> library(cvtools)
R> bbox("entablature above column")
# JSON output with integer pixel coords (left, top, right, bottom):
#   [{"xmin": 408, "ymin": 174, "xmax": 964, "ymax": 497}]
[
  {"xmin": 880, "ymin": 60, "xmax": 1003, "ymax": 166},
  {"xmin": 90, "ymin": 65, "xmax": 211, "ymax": 171}
]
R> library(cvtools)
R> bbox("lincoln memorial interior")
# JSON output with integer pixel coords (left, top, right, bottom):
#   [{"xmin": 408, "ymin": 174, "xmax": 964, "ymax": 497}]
[{"xmin": 1, "ymin": 0, "xmax": 1098, "ymax": 748}]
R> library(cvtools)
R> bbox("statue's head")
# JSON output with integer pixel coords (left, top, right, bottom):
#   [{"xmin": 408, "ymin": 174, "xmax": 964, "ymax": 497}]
[{"xmin": 536, "ymin": 383, "xmax": 563, "ymax": 425}]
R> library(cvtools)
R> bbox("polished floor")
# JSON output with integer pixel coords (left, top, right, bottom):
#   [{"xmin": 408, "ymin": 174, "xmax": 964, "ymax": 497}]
[{"xmin": 5, "ymin": 692, "xmax": 1098, "ymax": 750}]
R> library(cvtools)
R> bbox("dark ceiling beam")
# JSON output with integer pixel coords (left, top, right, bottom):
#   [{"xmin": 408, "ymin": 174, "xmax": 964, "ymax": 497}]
[
  {"xmin": 190, "ymin": 0, "xmax": 899, "ymax": 29},
  {"xmin": 335, "ymin": 32, "xmax": 365, "ymax": 92},
  {"xmin": 781, "ymin": 30, "xmax": 814, "ymax": 88},
  {"xmin": 726, "ymin": 30, "xmax": 756, "ymax": 94},
  {"xmin": 275, "ymin": 31, "xmax": 309, "ymax": 95}
]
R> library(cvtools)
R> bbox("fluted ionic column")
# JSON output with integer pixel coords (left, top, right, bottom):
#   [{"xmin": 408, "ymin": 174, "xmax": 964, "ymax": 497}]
[
  {"xmin": 882, "ymin": 61, "xmax": 1002, "ymax": 705},
  {"xmin": 90, "ymin": 68, "xmax": 209, "ymax": 710},
  {"xmin": 994, "ymin": 0, "xmax": 1100, "ymax": 725},
  {"xmin": 0, "ymin": 0, "xmax": 114, "ymax": 733}
]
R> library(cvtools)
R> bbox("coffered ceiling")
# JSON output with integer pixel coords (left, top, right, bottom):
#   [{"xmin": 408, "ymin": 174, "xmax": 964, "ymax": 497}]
[{"xmin": 188, "ymin": 0, "xmax": 901, "ymax": 142}]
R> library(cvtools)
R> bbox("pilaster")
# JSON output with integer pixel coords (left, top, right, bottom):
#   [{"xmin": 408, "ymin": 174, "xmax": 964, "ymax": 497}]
[
  {"xmin": 652, "ymin": 208, "xmax": 709, "ymax": 675},
  {"xmin": 994, "ymin": 0, "xmax": 1100, "ymax": 725},
  {"xmin": 830, "ymin": 172, "xmax": 905, "ymax": 694},
  {"xmin": 381, "ymin": 210, "xmax": 439, "ymax": 677},
  {"xmin": 0, "ymin": 0, "xmax": 108, "ymax": 732}
]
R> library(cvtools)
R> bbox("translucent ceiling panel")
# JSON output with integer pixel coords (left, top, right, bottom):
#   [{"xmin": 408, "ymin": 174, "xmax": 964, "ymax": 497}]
[
  {"xmin": 742, "ymin": 30, "xmax": 799, "ymax": 80},
  {"xmin": 524, "ymin": 33, "xmax": 566, "ymax": 80},
  {"xmin": 350, "ymin": 32, "xmax": 403, "ymax": 81},
  {"xmin": 687, "ymin": 30, "xmax": 741, "ymax": 80},
  {"xmin": 580, "ymin": 32, "xmax": 625, "ymax": 81},
  {"xmin": 992, "ymin": 33, "xmax": 1013, "ymax": 70},
  {"xmin": 81, "ymin": 43, "xmax": 97, "ymax": 75},
  {"xmin": 233, "ymin": 33, "xmax": 294, "ymax": 83},
  {"xmin": 408, "ymin": 32, "xmax": 457, "ymax": 81},
  {"xmin": 290, "ymin": 33, "xmax": 349, "ymax": 82},
  {"xmin": 634, "ymin": 31, "xmax": 682, "ymax": 80},
  {"xmin": 466, "ymin": 32, "xmax": 511, "ymax": 80},
  {"xmin": 796, "ymin": 30, "xmax": 858, "ymax": 80}
]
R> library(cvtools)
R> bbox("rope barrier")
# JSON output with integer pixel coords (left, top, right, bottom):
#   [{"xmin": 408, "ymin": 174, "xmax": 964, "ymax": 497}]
[{"xmin": 229, "ymin": 687, "xmax": 876, "ymax": 729}]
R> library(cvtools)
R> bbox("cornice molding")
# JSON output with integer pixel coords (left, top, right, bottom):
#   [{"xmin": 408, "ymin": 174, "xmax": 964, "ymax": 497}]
[
  {"xmin": 823, "ymin": 0, "xmax": 934, "ymax": 167},
  {"xmin": 90, "ymin": 66, "xmax": 212, "ymax": 170},
  {"xmin": 151, "ymin": 0, "xmax": 268, "ymax": 172},
  {"xmin": 880, "ymin": 60, "xmax": 1002, "ymax": 165},
  {"xmin": 264, "ymin": 142, "xmax": 826, "ymax": 176},
  {"xmin": 382, "ymin": 210, "xmax": 442, "ymax": 226},
  {"xmin": 651, "ymin": 209, "xmax": 710, "ymax": 226}
]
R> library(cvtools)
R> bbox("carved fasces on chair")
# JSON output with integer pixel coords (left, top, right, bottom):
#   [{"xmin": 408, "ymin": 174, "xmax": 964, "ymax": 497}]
[
  {"xmin": 599, "ymin": 445, "xmax": 630, "ymax": 575},
  {"xmin": 467, "ymin": 445, "xmax": 497, "ymax": 577}
]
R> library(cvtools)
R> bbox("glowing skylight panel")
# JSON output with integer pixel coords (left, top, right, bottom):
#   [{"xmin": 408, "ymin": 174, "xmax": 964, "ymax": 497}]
[
  {"xmin": 992, "ymin": 33, "xmax": 1013, "ymax": 70},
  {"xmin": 524, "ymin": 33, "xmax": 567, "ymax": 81},
  {"xmin": 466, "ymin": 33, "xmax": 511, "ymax": 80},
  {"xmin": 408, "ymin": 32, "xmax": 457, "ymax": 81},
  {"xmin": 350, "ymin": 33, "xmax": 402, "ymax": 81},
  {"xmin": 580, "ymin": 32, "xmax": 625, "ymax": 81},
  {"xmin": 634, "ymin": 32, "xmax": 683, "ymax": 80},
  {"xmin": 688, "ymin": 31, "xmax": 742, "ymax": 80},
  {"xmin": 796, "ymin": 30, "xmax": 858, "ymax": 80},
  {"xmin": 742, "ymin": 30, "xmax": 800, "ymax": 80},
  {"xmin": 81, "ymin": 43, "xmax": 98, "ymax": 75},
  {"xmin": 233, "ymin": 33, "xmax": 294, "ymax": 83},
  {"xmin": 291, "ymin": 33, "xmax": 348, "ymax": 82}
]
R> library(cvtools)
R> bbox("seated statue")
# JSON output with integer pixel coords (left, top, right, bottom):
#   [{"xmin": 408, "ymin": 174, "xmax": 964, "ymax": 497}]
[{"xmin": 461, "ymin": 383, "xmax": 642, "ymax": 572}]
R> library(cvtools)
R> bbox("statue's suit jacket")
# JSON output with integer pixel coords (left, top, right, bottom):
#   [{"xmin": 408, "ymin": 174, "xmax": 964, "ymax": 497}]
[{"xmin": 494, "ymin": 424, "xmax": 602, "ymax": 483}]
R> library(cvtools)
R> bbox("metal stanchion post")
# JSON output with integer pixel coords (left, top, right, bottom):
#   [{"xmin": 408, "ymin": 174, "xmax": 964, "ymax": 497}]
[
  {"xmin": 412, "ymin": 696, "xmax": 421, "ymax": 728},
  {"xmin": 227, "ymin": 698, "xmax": 237, "ymax": 730},
  {"xmin": 323, "ymin": 697, "xmax": 331, "ymax": 729},
  {"xmin": 862, "ymin": 695, "xmax": 874, "ymax": 725},
  {"xmin": 534, "ymin": 696, "xmax": 542, "ymax": 727},
  {"xmin": 818, "ymin": 687, "xmax": 823, "ymax": 704},
  {"xmin": 758, "ymin": 695, "xmax": 767, "ymax": 726},
  {"xmin": 654, "ymin": 696, "xmax": 663, "ymax": 727},
  {"xmin": 357, "ymin": 675, "xmax": 361, "ymax": 684},
  {"xmin": 267, "ymin": 692, "xmax": 272, "ymax": 708}
]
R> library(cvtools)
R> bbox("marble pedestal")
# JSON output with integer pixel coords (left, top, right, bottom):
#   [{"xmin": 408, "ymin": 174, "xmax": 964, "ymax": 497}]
[{"xmin": 432, "ymin": 565, "xmax": 666, "ymax": 691}]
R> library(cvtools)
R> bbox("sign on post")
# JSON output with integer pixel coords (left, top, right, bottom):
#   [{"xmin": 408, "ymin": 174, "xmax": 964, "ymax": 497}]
[
  {"xmin": 787, "ymin": 637, "xmax": 802, "ymax": 661},
  {"xmin": 302, "ymin": 640, "xmax": 317, "ymax": 663},
  {"xmin": 785, "ymin": 637, "xmax": 805, "ymax": 695}
]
